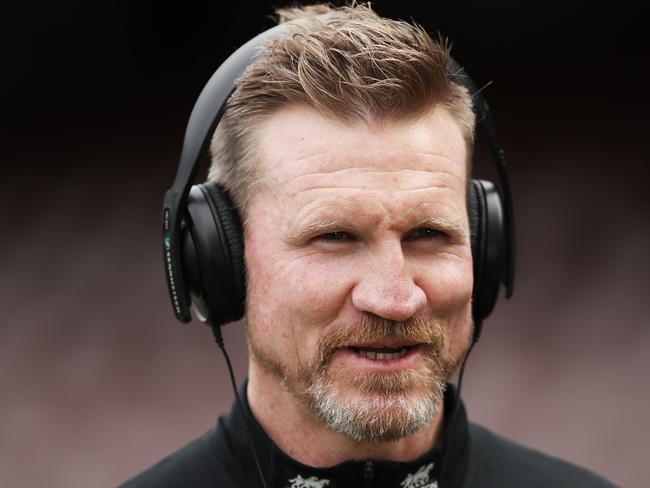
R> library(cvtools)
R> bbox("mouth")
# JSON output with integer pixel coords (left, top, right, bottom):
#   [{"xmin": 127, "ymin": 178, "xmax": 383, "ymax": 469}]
[
  {"xmin": 343, "ymin": 342, "xmax": 422, "ymax": 362},
  {"xmin": 349, "ymin": 345, "xmax": 411, "ymax": 360}
]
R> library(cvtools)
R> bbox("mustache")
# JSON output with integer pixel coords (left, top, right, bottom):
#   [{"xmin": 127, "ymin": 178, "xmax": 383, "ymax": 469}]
[{"xmin": 316, "ymin": 314, "xmax": 447, "ymax": 367}]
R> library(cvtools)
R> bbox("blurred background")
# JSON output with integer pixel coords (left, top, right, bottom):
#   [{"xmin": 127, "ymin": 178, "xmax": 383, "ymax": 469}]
[{"xmin": 2, "ymin": 1, "xmax": 648, "ymax": 486}]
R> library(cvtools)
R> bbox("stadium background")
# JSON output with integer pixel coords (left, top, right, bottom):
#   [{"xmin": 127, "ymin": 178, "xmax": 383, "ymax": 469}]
[{"xmin": 2, "ymin": 1, "xmax": 648, "ymax": 486}]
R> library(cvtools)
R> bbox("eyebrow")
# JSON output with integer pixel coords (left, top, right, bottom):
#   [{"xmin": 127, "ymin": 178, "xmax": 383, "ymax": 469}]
[
  {"xmin": 411, "ymin": 217, "xmax": 468, "ymax": 242},
  {"xmin": 284, "ymin": 219, "xmax": 358, "ymax": 244},
  {"xmin": 284, "ymin": 215, "xmax": 468, "ymax": 244}
]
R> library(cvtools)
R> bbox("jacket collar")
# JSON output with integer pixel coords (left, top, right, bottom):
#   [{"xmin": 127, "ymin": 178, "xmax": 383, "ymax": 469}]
[{"xmin": 222, "ymin": 382, "xmax": 469, "ymax": 488}]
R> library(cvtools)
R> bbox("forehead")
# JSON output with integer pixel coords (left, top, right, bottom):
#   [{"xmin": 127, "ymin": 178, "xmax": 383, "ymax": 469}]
[
  {"xmin": 256, "ymin": 105, "xmax": 466, "ymax": 179},
  {"xmin": 251, "ymin": 105, "xmax": 468, "ymax": 223}
]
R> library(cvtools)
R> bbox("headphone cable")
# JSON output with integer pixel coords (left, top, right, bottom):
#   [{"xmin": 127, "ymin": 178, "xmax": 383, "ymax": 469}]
[
  {"xmin": 211, "ymin": 325, "xmax": 269, "ymax": 488},
  {"xmin": 437, "ymin": 327, "xmax": 479, "ymax": 486}
]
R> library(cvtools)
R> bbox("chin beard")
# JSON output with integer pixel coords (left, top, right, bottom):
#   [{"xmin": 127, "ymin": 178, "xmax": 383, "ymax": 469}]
[
  {"xmin": 305, "ymin": 364, "xmax": 448, "ymax": 442},
  {"xmin": 248, "ymin": 314, "xmax": 458, "ymax": 443}
]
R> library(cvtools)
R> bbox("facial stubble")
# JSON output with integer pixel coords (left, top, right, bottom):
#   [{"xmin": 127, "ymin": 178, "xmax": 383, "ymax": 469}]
[{"xmin": 247, "ymin": 314, "xmax": 457, "ymax": 443}]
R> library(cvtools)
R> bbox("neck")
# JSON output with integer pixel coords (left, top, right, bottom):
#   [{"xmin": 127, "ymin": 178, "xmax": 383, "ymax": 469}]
[{"xmin": 246, "ymin": 360, "xmax": 445, "ymax": 468}]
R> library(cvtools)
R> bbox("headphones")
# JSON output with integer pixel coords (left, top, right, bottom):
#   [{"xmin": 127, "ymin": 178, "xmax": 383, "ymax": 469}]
[{"xmin": 162, "ymin": 20, "xmax": 515, "ymax": 343}]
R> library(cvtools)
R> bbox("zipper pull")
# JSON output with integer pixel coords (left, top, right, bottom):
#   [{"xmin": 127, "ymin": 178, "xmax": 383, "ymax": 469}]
[{"xmin": 363, "ymin": 460, "xmax": 375, "ymax": 482}]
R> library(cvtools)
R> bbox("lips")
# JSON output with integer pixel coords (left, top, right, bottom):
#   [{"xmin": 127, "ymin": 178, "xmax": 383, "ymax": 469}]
[{"xmin": 348, "ymin": 343, "xmax": 418, "ymax": 361}]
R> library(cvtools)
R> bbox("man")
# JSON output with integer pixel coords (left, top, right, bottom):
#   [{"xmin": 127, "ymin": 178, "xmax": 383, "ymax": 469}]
[{"xmin": 122, "ymin": 4, "xmax": 615, "ymax": 487}]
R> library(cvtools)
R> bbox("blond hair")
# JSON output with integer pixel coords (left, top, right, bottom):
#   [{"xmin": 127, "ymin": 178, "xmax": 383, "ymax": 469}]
[{"xmin": 209, "ymin": 3, "xmax": 475, "ymax": 216}]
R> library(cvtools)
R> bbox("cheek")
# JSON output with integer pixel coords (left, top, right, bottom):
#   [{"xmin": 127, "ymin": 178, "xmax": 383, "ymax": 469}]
[
  {"xmin": 417, "ymin": 253, "xmax": 473, "ymax": 312},
  {"xmin": 290, "ymin": 257, "xmax": 355, "ymax": 312},
  {"xmin": 417, "ymin": 254, "xmax": 473, "ymax": 358},
  {"xmin": 244, "ymin": 233, "xmax": 354, "ymax": 365},
  {"xmin": 445, "ymin": 304, "xmax": 473, "ymax": 363},
  {"xmin": 246, "ymin": 250, "xmax": 351, "ymax": 322}
]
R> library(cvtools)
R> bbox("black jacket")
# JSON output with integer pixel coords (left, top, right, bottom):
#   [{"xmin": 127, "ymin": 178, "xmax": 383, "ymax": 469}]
[{"xmin": 120, "ymin": 385, "xmax": 616, "ymax": 487}]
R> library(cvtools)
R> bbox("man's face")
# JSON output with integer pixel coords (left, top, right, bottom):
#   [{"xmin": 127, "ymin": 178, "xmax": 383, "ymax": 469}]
[{"xmin": 244, "ymin": 105, "xmax": 473, "ymax": 442}]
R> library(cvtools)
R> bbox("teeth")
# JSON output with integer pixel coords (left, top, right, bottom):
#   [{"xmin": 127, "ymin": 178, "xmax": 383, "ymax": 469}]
[{"xmin": 356, "ymin": 347, "xmax": 408, "ymax": 360}]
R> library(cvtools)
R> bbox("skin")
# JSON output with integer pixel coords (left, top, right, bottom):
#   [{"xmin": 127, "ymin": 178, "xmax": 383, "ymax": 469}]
[{"xmin": 244, "ymin": 104, "xmax": 474, "ymax": 467}]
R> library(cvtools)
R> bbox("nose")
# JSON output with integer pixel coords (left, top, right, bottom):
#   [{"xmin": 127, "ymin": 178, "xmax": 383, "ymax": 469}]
[{"xmin": 351, "ymin": 242, "xmax": 427, "ymax": 321}]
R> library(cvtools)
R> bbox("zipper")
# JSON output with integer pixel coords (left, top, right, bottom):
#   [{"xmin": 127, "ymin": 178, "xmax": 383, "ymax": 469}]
[{"xmin": 363, "ymin": 460, "xmax": 375, "ymax": 486}]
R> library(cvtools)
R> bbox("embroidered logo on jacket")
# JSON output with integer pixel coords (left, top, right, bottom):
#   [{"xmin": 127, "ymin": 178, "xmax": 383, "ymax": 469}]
[
  {"xmin": 287, "ymin": 474, "xmax": 331, "ymax": 488},
  {"xmin": 400, "ymin": 463, "xmax": 437, "ymax": 488}
]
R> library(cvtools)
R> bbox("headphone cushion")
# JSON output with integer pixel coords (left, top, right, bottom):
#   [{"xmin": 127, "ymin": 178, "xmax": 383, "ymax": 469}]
[
  {"xmin": 467, "ymin": 180, "xmax": 487, "ymax": 321},
  {"xmin": 468, "ymin": 179, "xmax": 481, "ymax": 263},
  {"xmin": 199, "ymin": 182, "xmax": 246, "ymax": 321}
]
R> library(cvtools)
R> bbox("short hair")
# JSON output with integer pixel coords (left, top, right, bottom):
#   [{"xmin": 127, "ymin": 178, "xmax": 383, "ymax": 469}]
[{"xmin": 208, "ymin": 3, "xmax": 475, "ymax": 218}]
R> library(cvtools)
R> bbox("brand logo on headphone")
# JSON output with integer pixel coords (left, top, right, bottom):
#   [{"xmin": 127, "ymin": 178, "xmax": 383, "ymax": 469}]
[{"xmin": 163, "ymin": 207, "xmax": 181, "ymax": 315}]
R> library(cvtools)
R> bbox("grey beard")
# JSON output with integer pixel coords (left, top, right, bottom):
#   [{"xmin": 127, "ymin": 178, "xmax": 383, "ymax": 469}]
[{"xmin": 305, "ymin": 370, "xmax": 447, "ymax": 442}]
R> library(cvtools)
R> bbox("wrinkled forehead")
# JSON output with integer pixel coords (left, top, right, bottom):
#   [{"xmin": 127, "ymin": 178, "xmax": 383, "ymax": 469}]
[{"xmin": 254, "ymin": 104, "xmax": 468, "ymax": 192}]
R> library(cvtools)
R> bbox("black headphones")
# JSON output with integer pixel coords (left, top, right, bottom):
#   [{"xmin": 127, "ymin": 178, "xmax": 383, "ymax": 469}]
[{"xmin": 162, "ymin": 21, "xmax": 515, "ymax": 343}]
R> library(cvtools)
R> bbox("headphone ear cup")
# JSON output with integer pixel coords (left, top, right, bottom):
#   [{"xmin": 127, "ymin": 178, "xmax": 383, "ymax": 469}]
[
  {"xmin": 469, "ymin": 179, "xmax": 505, "ymax": 328},
  {"xmin": 181, "ymin": 183, "xmax": 246, "ymax": 326}
]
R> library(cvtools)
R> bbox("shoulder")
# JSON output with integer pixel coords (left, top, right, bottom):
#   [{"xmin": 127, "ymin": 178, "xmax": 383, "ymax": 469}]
[
  {"xmin": 464, "ymin": 423, "xmax": 617, "ymax": 487},
  {"xmin": 117, "ymin": 424, "xmax": 239, "ymax": 488}
]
